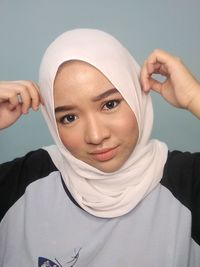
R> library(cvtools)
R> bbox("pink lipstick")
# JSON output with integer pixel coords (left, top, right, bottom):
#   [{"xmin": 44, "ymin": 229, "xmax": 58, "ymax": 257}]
[{"xmin": 90, "ymin": 147, "xmax": 118, "ymax": 162}]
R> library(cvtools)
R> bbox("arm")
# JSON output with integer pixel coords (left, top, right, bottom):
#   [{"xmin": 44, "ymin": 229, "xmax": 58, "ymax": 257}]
[
  {"xmin": 0, "ymin": 80, "xmax": 42, "ymax": 129},
  {"xmin": 140, "ymin": 49, "xmax": 200, "ymax": 119}
]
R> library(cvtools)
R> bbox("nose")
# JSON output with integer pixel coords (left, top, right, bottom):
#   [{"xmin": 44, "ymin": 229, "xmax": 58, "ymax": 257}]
[{"xmin": 84, "ymin": 114, "xmax": 110, "ymax": 145}]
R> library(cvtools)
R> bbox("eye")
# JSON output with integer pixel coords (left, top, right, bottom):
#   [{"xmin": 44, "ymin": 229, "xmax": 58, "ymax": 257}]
[
  {"xmin": 103, "ymin": 99, "xmax": 121, "ymax": 110},
  {"xmin": 60, "ymin": 114, "xmax": 77, "ymax": 125}
]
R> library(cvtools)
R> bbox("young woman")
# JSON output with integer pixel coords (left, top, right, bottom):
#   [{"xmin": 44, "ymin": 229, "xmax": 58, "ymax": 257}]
[{"xmin": 0, "ymin": 29, "xmax": 200, "ymax": 267}]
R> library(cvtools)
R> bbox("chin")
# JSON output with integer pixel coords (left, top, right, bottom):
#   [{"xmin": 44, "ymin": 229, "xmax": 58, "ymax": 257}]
[{"xmin": 93, "ymin": 161, "xmax": 124, "ymax": 173}]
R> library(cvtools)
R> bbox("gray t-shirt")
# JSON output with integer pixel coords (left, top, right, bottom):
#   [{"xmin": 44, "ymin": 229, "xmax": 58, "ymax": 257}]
[{"xmin": 0, "ymin": 149, "xmax": 200, "ymax": 266}]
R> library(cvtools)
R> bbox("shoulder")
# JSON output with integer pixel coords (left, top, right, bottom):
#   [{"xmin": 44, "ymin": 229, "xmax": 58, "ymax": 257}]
[
  {"xmin": 161, "ymin": 150, "xmax": 200, "ymax": 207},
  {"xmin": 0, "ymin": 148, "xmax": 57, "ymax": 179},
  {"xmin": 161, "ymin": 150, "xmax": 200, "ymax": 245},
  {"xmin": 161, "ymin": 151, "xmax": 200, "ymax": 196},
  {"xmin": 164, "ymin": 150, "xmax": 200, "ymax": 173},
  {"xmin": 0, "ymin": 148, "xmax": 58, "ymax": 221}
]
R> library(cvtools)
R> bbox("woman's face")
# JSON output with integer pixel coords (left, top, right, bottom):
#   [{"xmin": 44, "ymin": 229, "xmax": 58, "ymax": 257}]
[{"xmin": 54, "ymin": 61, "xmax": 139, "ymax": 173}]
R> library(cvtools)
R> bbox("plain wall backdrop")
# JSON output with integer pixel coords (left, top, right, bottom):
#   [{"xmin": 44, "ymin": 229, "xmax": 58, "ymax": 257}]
[{"xmin": 0, "ymin": 0, "xmax": 200, "ymax": 163}]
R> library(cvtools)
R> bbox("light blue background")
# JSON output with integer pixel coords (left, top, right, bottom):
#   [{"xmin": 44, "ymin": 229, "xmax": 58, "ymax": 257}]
[{"xmin": 0, "ymin": 0, "xmax": 200, "ymax": 163}]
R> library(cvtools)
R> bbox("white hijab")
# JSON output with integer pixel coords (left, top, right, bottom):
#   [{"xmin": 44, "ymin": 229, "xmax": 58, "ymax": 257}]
[{"xmin": 39, "ymin": 28, "xmax": 168, "ymax": 218}]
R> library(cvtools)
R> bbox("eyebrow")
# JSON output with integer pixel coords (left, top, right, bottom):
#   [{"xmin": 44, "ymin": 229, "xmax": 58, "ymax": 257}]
[
  {"xmin": 54, "ymin": 88, "xmax": 120, "ymax": 113},
  {"xmin": 91, "ymin": 88, "xmax": 119, "ymax": 102}
]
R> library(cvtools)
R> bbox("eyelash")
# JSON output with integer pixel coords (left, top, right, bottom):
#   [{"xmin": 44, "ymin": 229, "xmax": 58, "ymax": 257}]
[
  {"xmin": 59, "ymin": 114, "xmax": 77, "ymax": 125},
  {"xmin": 59, "ymin": 99, "xmax": 122, "ymax": 125},
  {"xmin": 102, "ymin": 99, "xmax": 122, "ymax": 111}
]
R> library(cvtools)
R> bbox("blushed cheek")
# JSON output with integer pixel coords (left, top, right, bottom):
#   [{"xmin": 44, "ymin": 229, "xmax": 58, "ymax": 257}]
[
  {"xmin": 127, "ymin": 116, "xmax": 139, "ymax": 140},
  {"xmin": 117, "ymin": 113, "xmax": 138, "ymax": 134},
  {"xmin": 59, "ymin": 131, "xmax": 83, "ymax": 154}
]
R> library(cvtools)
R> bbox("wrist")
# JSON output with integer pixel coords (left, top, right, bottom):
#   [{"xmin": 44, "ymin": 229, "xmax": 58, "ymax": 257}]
[{"xmin": 188, "ymin": 82, "xmax": 200, "ymax": 119}]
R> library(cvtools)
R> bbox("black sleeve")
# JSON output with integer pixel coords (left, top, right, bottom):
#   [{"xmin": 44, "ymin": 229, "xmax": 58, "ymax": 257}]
[
  {"xmin": 0, "ymin": 149, "xmax": 57, "ymax": 222},
  {"xmin": 161, "ymin": 151, "xmax": 200, "ymax": 245}
]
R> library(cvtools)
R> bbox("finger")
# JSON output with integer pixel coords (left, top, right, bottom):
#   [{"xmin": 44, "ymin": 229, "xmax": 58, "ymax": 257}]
[
  {"xmin": 146, "ymin": 49, "xmax": 178, "ymax": 74},
  {"xmin": 18, "ymin": 80, "xmax": 41, "ymax": 111},
  {"xmin": 13, "ymin": 80, "xmax": 42, "ymax": 113},
  {"xmin": 147, "ymin": 61, "xmax": 169, "ymax": 78},
  {"xmin": 140, "ymin": 52, "xmax": 169, "ymax": 93},
  {"xmin": 0, "ymin": 81, "xmax": 28, "ymax": 107},
  {"xmin": 13, "ymin": 84, "xmax": 32, "ymax": 114},
  {"xmin": 140, "ymin": 60, "xmax": 165, "ymax": 93},
  {"xmin": 148, "ymin": 77, "xmax": 163, "ymax": 94},
  {"xmin": 147, "ymin": 49, "xmax": 172, "ymax": 64},
  {"xmin": 8, "ymin": 100, "xmax": 23, "ymax": 114},
  {"xmin": 140, "ymin": 60, "xmax": 151, "ymax": 92},
  {"xmin": 7, "ymin": 94, "xmax": 21, "ymax": 111},
  {"xmin": 0, "ymin": 86, "xmax": 21, "ymax": 108},
  {"xmin": 0, "ymin": 81, "xmax": 41, "ymax": 114}
]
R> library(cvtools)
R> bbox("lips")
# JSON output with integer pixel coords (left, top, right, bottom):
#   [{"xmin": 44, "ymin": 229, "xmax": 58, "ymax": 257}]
[{"xmin": 89, "ymin": 146, "xmax": 118, "ymax": 162}]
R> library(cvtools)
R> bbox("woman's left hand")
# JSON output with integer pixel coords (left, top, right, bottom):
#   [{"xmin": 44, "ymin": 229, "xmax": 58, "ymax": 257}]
[{"xmin": 140, "ymin": 49, "xmax": 200, "ymax": 118}]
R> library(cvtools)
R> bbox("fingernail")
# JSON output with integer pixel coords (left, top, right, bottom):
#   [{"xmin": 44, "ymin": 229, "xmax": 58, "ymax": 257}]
[
  {"xmin": 142, "ymin": 84, "xmax": 147, "ymax": 91},
  {"xmin": 23, "ymin": 109, "xmax": 29, "ymax": 114},
  {"xmin": 32, "ymin": 105, "xmax": 38, "ymax": 110},
  {"xmin": 144, "ymin": 82, "xmax": 150, "ymax": 91}
]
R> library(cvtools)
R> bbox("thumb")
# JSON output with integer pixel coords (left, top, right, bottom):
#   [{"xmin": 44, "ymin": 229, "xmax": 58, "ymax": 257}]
[{"xmin": 148, "ymin": 77, "xmax": 163, "ymax": 94}]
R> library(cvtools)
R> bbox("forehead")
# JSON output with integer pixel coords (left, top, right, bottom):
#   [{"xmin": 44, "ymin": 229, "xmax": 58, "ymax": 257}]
[
  {"xmin": 54, "ymin": 60, "xmax": 115, "ymax": 94},
  {"xmin": 55, "ymin": 60, "xmax": 105, "ymax": 80},
  {"xmin": 53, "ymin": 60, "xmax": 122, "ymax": 107}
]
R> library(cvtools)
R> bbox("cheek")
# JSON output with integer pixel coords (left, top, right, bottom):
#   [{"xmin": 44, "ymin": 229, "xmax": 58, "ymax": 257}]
[
  {"xmin": 118, "ymin": 112, "xmax": 139, "ymax": 157},
  {"xmin": 58, "ymin": 128, "xmax": 83, "ymax": 153},
  {"xmin": 126, "ymin": 115, "xmax": 138, "ymax": 137},
  {"xmin": 114, "ymin": 110, "xmax": 139, "ymax": 139}
]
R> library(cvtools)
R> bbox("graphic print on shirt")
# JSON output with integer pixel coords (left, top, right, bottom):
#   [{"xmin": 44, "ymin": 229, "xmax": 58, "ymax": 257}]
[
  {"xmin": 38, "ymin": 247, "xmax": 82, "ymax": 267},
  {"xmin": 38, "ymin": 258, "xmax": 60, "ymax": 267}
]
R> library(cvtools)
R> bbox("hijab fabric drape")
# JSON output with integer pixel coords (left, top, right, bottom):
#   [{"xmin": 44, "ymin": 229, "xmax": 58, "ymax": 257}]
[{"xmin": 39, "ymin": 29, "xmax": 168, "ymax": 218}]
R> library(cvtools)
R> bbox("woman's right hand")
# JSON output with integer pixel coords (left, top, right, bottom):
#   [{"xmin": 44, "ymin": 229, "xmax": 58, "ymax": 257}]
[{"xmin": 0, "ymin": 80, "xmax": 41, "ymax": 129}]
